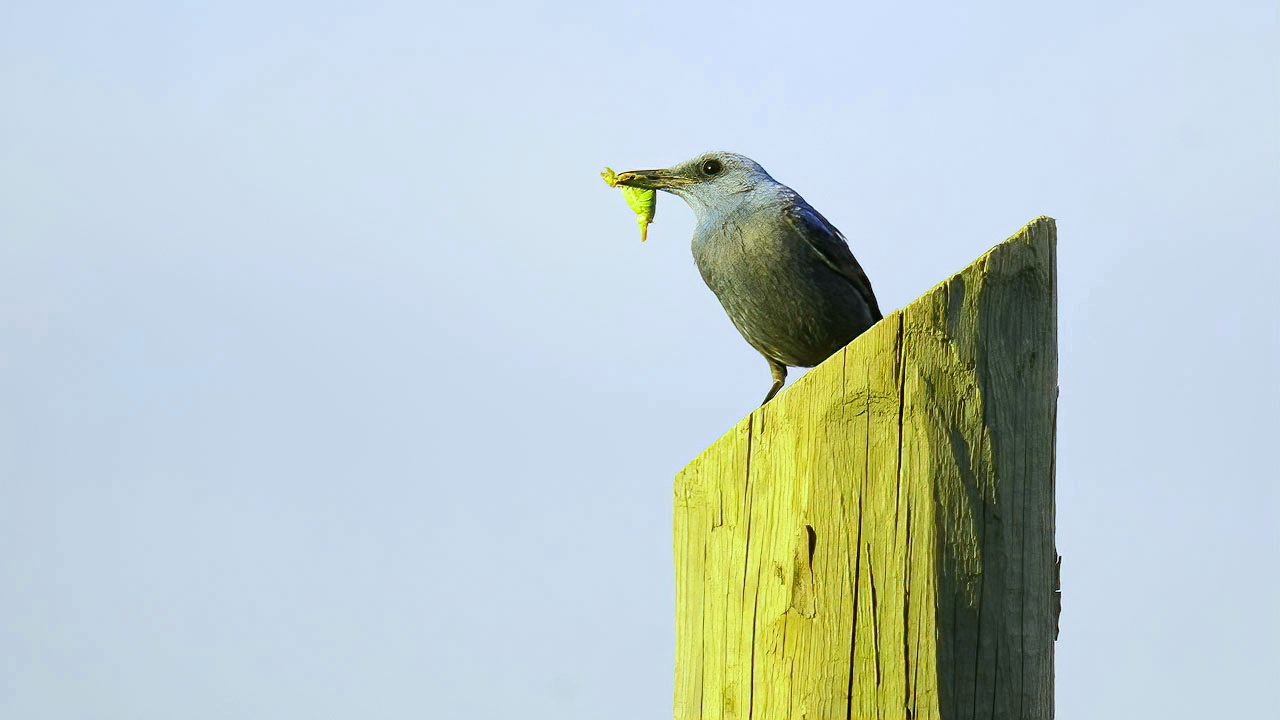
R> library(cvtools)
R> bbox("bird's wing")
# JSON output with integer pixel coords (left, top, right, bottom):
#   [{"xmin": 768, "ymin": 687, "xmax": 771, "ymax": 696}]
[{"xmin": 784, "ymin": 203, "xmax": 883, "ymax": 321}]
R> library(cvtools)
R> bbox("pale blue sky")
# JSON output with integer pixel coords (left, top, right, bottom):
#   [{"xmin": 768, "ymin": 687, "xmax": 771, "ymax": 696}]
[{"xmin": 2, "ymin": 1, "xmax": 1277, "ymax": 718}]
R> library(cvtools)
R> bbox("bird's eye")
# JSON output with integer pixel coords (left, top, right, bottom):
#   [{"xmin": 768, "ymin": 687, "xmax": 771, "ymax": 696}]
[{"xmin": 702, "ymin": 159, "xmax": 723, "ymax": 176}]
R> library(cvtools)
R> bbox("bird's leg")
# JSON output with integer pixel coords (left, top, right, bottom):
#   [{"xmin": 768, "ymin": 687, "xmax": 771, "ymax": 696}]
[{"xmin": 762, "ymin": 359, "xmax": 787, "ymax": 406}]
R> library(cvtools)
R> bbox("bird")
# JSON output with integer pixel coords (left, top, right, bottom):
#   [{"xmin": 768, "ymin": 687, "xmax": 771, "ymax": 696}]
[{"xmin": 615, "ymin": 151, "xmax": 882, "ymax": 405}]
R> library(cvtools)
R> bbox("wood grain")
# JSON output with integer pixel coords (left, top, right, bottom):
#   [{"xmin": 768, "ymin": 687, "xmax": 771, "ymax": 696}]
[{"xmin": 674, "ymin": 217, "xmax": 1058, "ymax": 719}]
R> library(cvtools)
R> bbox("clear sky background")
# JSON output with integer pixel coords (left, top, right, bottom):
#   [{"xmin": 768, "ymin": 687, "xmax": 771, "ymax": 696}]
[{"xmin": 2, "ymin": 1, "xmax": 1277, "ymax": 718}]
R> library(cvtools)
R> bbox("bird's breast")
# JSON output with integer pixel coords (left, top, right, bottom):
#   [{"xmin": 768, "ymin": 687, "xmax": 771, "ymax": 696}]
[{"xmin": 690, "ymin": 208, "xmax": 876, "ymax": 368}]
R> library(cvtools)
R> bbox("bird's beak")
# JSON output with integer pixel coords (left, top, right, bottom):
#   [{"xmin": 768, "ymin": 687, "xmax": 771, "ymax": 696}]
[{"xmin": 614, "ymin": 168, "xmax": 693, "ymax": 191}]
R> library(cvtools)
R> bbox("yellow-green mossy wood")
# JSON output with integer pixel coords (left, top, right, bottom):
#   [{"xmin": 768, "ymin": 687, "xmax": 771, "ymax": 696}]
[{"xmin": 674, "ymin": 217, "xmax": 1058, "ymax": 719}]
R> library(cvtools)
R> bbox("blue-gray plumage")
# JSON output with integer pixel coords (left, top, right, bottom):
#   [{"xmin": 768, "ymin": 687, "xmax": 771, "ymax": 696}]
[{"xmin": 616, "ymin": 151, "xmax": 882, "ymax": 405}]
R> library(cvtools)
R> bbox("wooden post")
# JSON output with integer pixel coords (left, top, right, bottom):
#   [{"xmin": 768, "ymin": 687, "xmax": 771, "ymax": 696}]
[{"xmin": 674, "ymin": 217, "xmax": 1058, "ymax": 719}]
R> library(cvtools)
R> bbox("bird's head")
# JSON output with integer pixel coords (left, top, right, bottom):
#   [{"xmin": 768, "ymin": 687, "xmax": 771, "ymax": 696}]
[{"xmin": 615, "ymin": 151, "xmax": 776, "ymax": 219}]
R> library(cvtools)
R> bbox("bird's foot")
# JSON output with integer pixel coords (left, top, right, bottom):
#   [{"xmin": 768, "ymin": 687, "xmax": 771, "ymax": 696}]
[{"xmin": 761, "ymin": 361, "xmax": 788, "ymax": 406}]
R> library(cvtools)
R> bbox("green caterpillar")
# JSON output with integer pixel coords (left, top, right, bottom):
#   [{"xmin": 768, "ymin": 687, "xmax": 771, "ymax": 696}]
[{"xmin": 601, "ymin": 167, "xmax": 656, "ymax": 242}]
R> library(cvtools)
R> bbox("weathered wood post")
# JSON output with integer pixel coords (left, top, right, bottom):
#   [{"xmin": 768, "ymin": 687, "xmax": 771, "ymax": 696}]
[{"xmin": 674, "ymin": 217, "xmax": 1058, "ymax": 719}]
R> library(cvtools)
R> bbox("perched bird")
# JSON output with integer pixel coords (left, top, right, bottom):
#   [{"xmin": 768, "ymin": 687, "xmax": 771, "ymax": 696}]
[{"xmin": 616, "ymin": 152, "xmax": 882, "ymax": 405}]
